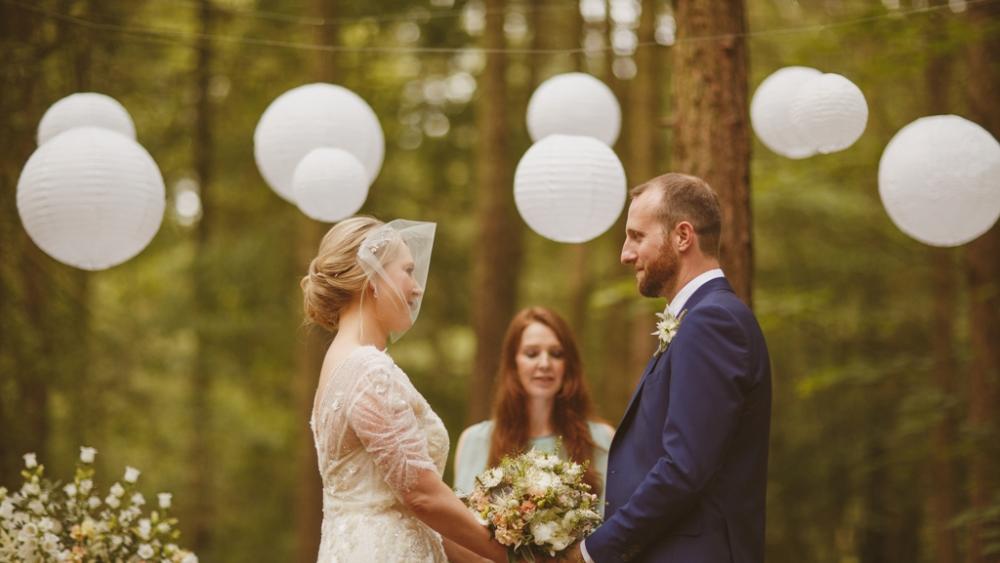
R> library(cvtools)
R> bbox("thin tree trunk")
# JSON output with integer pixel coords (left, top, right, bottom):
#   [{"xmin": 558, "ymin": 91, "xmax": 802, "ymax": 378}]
[
  {"xmin": 295, "ymin": 2, "xmax": 338, "ymax": 561},
  {"xmin": 70, "ymin": 0, "xmax": 94, "ymax": 450},
  {"xmin": 964, "ymin": 4, "xmax": 1000, "ymax": 562},
  {"xmin": 627, "ymin": 0, "xmax": 659, "ymax": 383},
  {"xmin": 923, "ymin": 6, "xmax": 959, "ymax": 561},
  {"xmin": 670, "ymin": 0, "xmax": 752, "ymax": 305},
  {"xmin": 189, "ymin": 0, "xmax": 214, "ymax": 553},
  {"xmin": 469, "ymin": 0, "xmax": 521, "ymax": 423},
  {"xmin": 565, "ymin": 1, "xmax": 591, "ymax": 335}
]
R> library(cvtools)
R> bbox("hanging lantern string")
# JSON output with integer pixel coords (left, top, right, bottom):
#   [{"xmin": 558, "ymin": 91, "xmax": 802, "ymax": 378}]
[
  {"xmin": 3, "ymin": 0, "xmax": 996, "ymax": 56},
  {"xmin": 166, "ymin": 0, "xmax": 577, "ymax": 27}
]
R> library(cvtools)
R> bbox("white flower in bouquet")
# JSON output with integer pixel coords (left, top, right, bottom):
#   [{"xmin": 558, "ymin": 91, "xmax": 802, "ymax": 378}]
[
  {"xmin": 79, "ymin": 446, "xmax": 97, "ymax": 464},
  {"xmin": 477, "ymin": 467, "xmax": 504, "ymax": 488},
  {"xmin": 530, "ymin": 520, "xmax": 558, "ymax": 544},
  {"xmin": 131, "ymin": 492, "xmax": 145, "ymax": 506},
  {"xmin": 62, "ymin": 484, "xmax": 76, "ymax": 497},
  {"xmin": 23, "ymin": 453, "xmax": 37, "ymax": 469},
  {"xmin": 124, "ymin": 466, "xmax": 141, "ymax": 483},
  {"xmin": 110, "ymin": 483, "xmax": 125, "ymax": 498},
  {"xmin": 87, "ymin": 496, "xmax": 101, "ymax": 510},
  {"xmin": 105, "ymin": 495, "xmax": 120, "ymax": 509}
]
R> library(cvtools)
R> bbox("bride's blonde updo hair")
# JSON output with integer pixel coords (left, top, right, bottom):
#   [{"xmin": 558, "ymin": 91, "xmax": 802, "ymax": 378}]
[{"xmin": 301, "ymin": 216, "xmax": 384, "ymax": 331}]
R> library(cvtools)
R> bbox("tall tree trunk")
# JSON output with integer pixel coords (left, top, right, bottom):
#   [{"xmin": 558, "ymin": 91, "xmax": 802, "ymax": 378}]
[
  {"xmin": 923, "ymin": 6, "xmax": 959, "ymax": 562},
  {"xmin": 189, "ymin": 0, "xmax": 214, "ymax": 553},
  {"xmin": 469, "ymin": 0, "xmax": 521, "ymax": 423},
  {"xmin": 2, "ymin": 0, "xmax": 58, "ymax": 489},
  {"xmin": 626, "ymin": 0, "xmax": 660, "ymax": 383},
  {"xmin": 670, "ymin": 0, "xmax": 752, "ymax": 305},
  {"xmin": 295, "ymin": 3, "xmax": 338, "ymax": 561},
  {"xmin": 964, "ymin": 4, "xmax": 1000, "ymax": 562}
]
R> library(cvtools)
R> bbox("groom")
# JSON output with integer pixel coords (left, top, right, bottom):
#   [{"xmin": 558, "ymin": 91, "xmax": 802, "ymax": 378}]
[{"xmin": 565, "ymin": 173, "xmax": 771, "ymax": 563}]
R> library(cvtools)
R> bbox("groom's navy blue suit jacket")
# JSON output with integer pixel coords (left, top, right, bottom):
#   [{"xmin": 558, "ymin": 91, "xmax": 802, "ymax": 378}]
[{"xmin": 586, "ymin": 277, "xmax": 771, "ymax": 563}]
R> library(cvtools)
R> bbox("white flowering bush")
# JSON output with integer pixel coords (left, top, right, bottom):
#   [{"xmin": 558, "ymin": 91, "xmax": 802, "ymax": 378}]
[
  {"xmin": 0, "ymin": 447, "xmax": 197, "ymax": 563},
  {"xmin": 463, "ymin": 447, "xmax": 602, "ymax": 560}
]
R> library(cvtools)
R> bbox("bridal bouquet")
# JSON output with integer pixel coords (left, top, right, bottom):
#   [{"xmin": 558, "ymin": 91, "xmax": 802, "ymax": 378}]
[
  {"xmin": 464, "ymin": 447, "xmax": 602, "ymax": 561},
  {"xmin": 0, "ymin": 447, "xmax": 197, "ymax": 563}
]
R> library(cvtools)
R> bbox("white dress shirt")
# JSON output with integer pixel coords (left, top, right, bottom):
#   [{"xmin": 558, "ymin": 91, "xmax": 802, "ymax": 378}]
[{"xmin": 580, "ymin": 268, "xmax": 725, "ymax": 563}]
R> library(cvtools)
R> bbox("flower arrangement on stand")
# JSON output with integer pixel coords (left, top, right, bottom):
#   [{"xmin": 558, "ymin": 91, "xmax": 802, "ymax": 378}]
[{"xmin": 0, "ymin": 446, "xmax": 197, "ymax": 562}]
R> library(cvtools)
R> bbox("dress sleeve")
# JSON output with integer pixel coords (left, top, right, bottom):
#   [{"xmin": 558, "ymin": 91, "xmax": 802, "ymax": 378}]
[{"xmin": 347, "ymin": 355, "xmax": 438, "ymax": 497}]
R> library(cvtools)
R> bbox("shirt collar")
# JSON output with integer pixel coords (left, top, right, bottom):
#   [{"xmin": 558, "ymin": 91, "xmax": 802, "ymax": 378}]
[{"xmin": 667, "ymin": 268, "xmax": 725, "ymax": 317}]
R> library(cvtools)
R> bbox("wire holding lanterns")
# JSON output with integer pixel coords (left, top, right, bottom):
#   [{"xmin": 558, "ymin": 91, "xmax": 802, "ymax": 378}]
[
  {"xmin": 751, "ymin": 67, "xmax": 868, "ymax": 159},
  {"xmin": 253, "ymin": 83, "xmax": 383, "ymax": 222},
  {"xmin": 515, "ymin": 73, "xmax": 627, "ymax": 244},
  {"xmin": 16, "ymin": 93, "xmax": 166, "ymax": 272}
]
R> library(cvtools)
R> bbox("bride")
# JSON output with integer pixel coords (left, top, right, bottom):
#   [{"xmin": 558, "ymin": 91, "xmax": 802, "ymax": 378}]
[{"xmin": 302, "ymin": 217, "xmax": 505, "ymax": 562}]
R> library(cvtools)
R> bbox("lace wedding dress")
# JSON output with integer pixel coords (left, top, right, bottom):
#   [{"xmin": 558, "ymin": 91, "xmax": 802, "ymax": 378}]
[{"xmin": 310, "ymin": 346, "xmax": 450, "ymax": 562}]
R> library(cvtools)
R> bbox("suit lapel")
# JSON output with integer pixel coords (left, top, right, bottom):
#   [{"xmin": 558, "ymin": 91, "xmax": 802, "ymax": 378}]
[
  {"xmin": 614, "ymin": 350, "xmax": 666, "ymax": 438},
  {"xmin": 611, "ymin": 277, "xmax": 734, "ymax": 445}
]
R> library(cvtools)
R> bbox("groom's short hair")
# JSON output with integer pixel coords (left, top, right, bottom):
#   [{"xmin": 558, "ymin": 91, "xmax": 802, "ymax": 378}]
[{"xmin": 631, "ymin": 173, "xmax": 722, "ymax": 258}]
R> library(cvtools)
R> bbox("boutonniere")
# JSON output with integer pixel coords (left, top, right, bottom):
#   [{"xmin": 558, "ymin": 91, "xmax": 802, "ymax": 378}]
[{"xmin": 652, "ymin": 307, "xmax": 686, "ymax": 355}]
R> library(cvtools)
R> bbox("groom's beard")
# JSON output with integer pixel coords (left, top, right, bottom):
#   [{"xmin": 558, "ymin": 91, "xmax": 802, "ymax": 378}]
[{"xmin": 639, "ymin": 244, "xmax": 679, "ymax": 298}]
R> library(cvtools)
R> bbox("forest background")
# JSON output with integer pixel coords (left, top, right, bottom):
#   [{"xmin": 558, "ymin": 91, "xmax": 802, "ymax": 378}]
[{"xmin": 1, "ymin": 0, "xmax": 998, "ymax": 561}]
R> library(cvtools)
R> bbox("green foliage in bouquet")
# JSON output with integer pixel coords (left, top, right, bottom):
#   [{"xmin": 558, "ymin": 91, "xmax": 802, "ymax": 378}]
[
  {"xmin": 464, "ymin": 445, "xmax": 602, "ymax": 561},
  {"xmin": 0, "ymin": 447, "xmax": 197, "ymax": 563}
]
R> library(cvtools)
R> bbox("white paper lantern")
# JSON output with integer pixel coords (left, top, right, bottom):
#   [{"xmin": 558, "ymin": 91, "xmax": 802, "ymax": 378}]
[
  {"xmin": 526, "ymin": 73, "xmax": 621, "ymax": 147},
  {"xmin": 37, "ymin": 92, "xmax": 136, "ymax": 146},
  {"xmin": 514, "ymin": 134, "xmax": 627, "ymax": 243},
  {"xmin": 292, "ymin": 147, "xmax": 370, "ymax": 223},
  {"xmin": 789, "ymin": 73, "xmax": 868, "ymax": 154},
  {"xmin": 750, "ymin": 66, "xmax": 822, "ymax": 159},
  {"xmin": 878, "ymin": 115, "xmax": 1000, "ymax": 247},
  {"xmin": 254, "ymin": 83, "xmax": 384, "ymax": 202},
  {"xmin": 16, "ymin": 127, "xmax": 165, "ymax": 271}
]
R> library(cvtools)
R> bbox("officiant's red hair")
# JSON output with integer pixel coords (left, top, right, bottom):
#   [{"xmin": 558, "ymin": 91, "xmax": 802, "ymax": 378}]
[{"xmin": 488, "ymin": 306, "xmax": 603, "ymax": 494}]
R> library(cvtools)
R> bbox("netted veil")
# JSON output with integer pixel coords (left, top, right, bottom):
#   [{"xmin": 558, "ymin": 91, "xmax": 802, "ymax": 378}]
[{"xmin": 356, "ymin": 219, "xmax": 436, "ymax": 342}]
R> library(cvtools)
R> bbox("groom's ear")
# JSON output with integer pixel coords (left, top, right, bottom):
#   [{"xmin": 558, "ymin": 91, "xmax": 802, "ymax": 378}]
[{"xmin": 674, "ymin": 220, "xmax": 697, "ymax": 253}]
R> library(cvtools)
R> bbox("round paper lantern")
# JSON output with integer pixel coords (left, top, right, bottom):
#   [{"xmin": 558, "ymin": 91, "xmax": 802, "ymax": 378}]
[
  {"xmin": 750, "ymin": 66, "xmax": 822, "ymax": 159},
  {"xmin": 254, "ymin": 83, "xmax": 384, "ymax": 202},
  {"xmin": 526, "ymin": 73, "xmax": 621, "ymax": 146},
  {"xmin": 789, "ymin": 73, "xmax": 868, "ymax": 154},
  {"xmin": 37, "ymin": 92, "xmax": 136, "ymax": 146},
  {"xmin": 514, "ymin": 134, "xmax": 627, "ymax": 243},
  {"xmin": 292, "ymin": 147, "xmax": 370, "ymax": 223},
  {"xmin": 16, "ymin": 127, "xmax": 165, "ymax": 271},
  {"xmin": 878, "ymin": 115, "xmax": 1000, "ymax": 247}
]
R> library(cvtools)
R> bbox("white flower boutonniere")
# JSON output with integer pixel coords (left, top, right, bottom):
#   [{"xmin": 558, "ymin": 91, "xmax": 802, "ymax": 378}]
[{"xmin": 652, "ymin": 307, "xmax": 686, "ymax": 355}]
